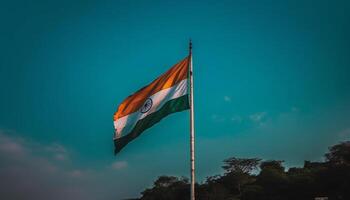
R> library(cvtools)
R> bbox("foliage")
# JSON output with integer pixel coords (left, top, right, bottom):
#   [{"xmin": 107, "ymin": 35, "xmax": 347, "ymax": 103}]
[
  {"xmin": 141, "ymin": 176, "xmax": 189, "ymax": 200},
  {"xmin": 222, "ymin": 157, "xmax": 261, "ymax": 174},
  {"xmin": 325, "ymin": 141, "xmax": 350, "ymax": 165},
  {"xmin": 133, "ymin": 141, "xmax": 350, "ymax": 200}
]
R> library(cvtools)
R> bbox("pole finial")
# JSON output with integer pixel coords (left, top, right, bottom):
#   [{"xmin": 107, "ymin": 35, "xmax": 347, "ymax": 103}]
[{"xmin": 189, "ymin": 39, "xmax": 192, "ymax": 55}]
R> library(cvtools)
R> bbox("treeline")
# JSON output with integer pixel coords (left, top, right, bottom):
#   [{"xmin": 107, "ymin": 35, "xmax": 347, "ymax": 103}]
[{"xmin": 130, "ymin": 141, "xmax": 350, "ymax": 200}]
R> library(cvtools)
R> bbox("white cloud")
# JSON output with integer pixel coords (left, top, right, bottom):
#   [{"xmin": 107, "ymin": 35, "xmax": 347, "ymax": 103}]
[
  {"xmin": 249, "ymin": 112, "xmax": 266, "ymax": 122},
  {"xmin": 69, "ymin": 170, "xmax": 83, "ymax": 177},
  {"xmin": 111, "ymin": 161, "xmax": 128, "ymax": 170},
  {"xmin": 0, "ymin": 132, "xmax": 71, "ymax": 163},
  {"xmin": 230, "ymin": 115, "xmax": 242, "ymax": 123},
  {"xmin": 211, "ymin": 114, "xmax": 226, "ymax": 122},
  {"xmin": 0, "ymin": 130, "xmax": 98, "ymax": 200},
  {"xmin": 54, "ymin": 153, "xmax": 67, "ymax": 161},
  {"xmin": 0, "ymin": 130, "xmax": 71, "ymax": 166},
  {"xmin": 291, "ymin": 106, "xmax": 299, "ymax": 112},
  {"xmin": 0, "ymin": 129, "xmax": 141, "ymax": 200},
  {"xmin": 224, "ymin": 96, "xmax": 231, "ymax": 102},
  {"xmin": 46, "ymin": 143, "xmax": 69, "ymax": 161},
  {"xmin": 0, "ymin": 134, "xmax": 25, "ymax": 156},
  {"xmin": 338, "ymin": 128, "xmax": 350, "ymax": 140},
  {"xmin": 46, "ymin": 143, "xmax": 67, "ymax": 154}
]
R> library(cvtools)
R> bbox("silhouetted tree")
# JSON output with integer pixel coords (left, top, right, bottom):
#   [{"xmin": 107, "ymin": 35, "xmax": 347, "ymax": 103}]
[
  {"xmin": 198, "ymin": 177, "xmax": 232, "ymax": 200},
  {"xmin": 322, "ymin": 141, "xmax": 350, "ymax": 199},
  {"xmin": 221, "ymin": 157, "xmax": 261, "ymax": 197},
  {"xmin": 255, "ymin": 160, "xmax": 288, "ymax": 200},
  {"xmin": 222, "ymin": 157, "xmax": 261, "ymax": 174},
  {"xmin": 325, "ymin": 141, "xmax": 350, "ymax": 165},
  {"xmin": 140, "ymin": 176, "xmax": 189, "ymax": 200},
  {"xmin": 136, "ymin": 141, "xmax": 350, "ymax": 200}
]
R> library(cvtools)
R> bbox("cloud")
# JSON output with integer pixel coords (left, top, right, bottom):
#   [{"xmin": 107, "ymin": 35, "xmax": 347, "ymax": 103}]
[
  {"xmin": 54, "ymin": 153, "xmax": 67, "ymax": 161},
  {"xmin": 46, "ymin": 143, "xmax": 67, "ymax": 154},
  {"xmin": 224, "ymin": 96, "xmax": 231, "ymax": 102},
  {"xmin": 249, "ymin": 112, "xmax": 266, "ymax": 123},
  {"xmin": 211, "ymin": 114, "xmax": 226, "ymax": 122},
  {"xmin": 0, "ymin": 130, "xmax": 97, "ymax": 200},
  {"xmin": 212, "ymin": 114, "xmax": 243, "ymax": 123},
  {"xmin": 338, "ymin": 128, "xmax": 350, "ymax": 140},
  {"xmin": 0, "ymin": 134, "xmax": 26, "ymax": 156},
  {"xmin": 69, "ymin": 170, "xmax": 84, "ymax": 177},
  {"xmin": 0, "ymin": 130, "xmax": 141, "ymax": 199},
  {"xmin": 0, "ymin": 132, "xmax": 70, "ymax": 162},
  {"xmin": 230, "ymin": 115, "xmax": 242, "ymax": 123},
  {"xmin": 291, "ymin": 106, "xmax": 300, "ymax": 112},
  {"xmin": 111, "ymin": 161, "xmax": 128, "ymax": 170},
  {"xmin": 46, "ymin": 143, "xmax": 69, "ymax": 161}
]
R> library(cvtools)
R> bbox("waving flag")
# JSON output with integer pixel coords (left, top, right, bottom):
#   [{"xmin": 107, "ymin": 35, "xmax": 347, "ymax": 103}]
[{"xmin": 113, "ymin": 57, "xmax": 190, "ymax": 154}]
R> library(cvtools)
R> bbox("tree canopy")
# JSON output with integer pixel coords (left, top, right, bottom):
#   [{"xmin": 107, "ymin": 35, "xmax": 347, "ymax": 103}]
[{"xmin": 129, "ymin": 141, "xmax": 350, "ymax": 200}]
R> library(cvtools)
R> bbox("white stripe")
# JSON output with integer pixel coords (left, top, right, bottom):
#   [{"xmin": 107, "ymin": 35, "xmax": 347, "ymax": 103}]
[{"xmin": 114, "ymin": 79, "xmax": 188, "ymax": 138}]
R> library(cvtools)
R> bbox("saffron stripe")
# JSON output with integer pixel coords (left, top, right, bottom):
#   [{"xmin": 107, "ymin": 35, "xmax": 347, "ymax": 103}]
[{"xmin": 114, "ymin": 56, "xmax": 189, "ymax": 119}]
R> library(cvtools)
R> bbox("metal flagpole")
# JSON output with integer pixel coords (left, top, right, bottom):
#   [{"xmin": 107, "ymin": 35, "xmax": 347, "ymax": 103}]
[{"xmin": 189, "ymin": 39, "xmax": 195, "ymax": 200}]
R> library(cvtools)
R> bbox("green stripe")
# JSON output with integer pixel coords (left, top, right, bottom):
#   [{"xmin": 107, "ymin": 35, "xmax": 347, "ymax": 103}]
[{"xmin": 114, "ymin": 95, "xmax": 189, "ymax": 154}]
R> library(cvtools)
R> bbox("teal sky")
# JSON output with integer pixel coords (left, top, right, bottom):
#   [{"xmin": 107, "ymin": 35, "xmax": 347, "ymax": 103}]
[{"xmin": 1, "ymin": 0, "xmax": 350, "ymax": 199}]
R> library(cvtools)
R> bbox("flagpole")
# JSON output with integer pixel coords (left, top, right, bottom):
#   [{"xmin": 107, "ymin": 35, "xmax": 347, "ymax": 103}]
[{"xmin": 189, "ymin": 39, "xmax": 195, "ymax": 200}]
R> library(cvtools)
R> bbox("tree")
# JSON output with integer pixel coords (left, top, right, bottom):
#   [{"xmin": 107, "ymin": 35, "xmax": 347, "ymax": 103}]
[
  {"xmin": 154, "ymin": 176, "xmax": 180, "ymax": 188},
  {"xmin": 256, "ymin": 160, "xmax": 288, "ymax": 199},
  {"xmin": 136, "ymin": 141, "xmax": 350, "ymax": 200},
  {"xmin": 260, "ymin": 160, "xmax": 285, "ymax": 172},
  {"xmin": 221, "ymin": 157, "xmax": 261, "ymax": 197},
  {"xmin": 222, "ymin": 157, "xmax": 261, "ymax": 174},
  {"xmin": 287, "ymin": 165, "xmax": 318, "ymax": 199},
  {"xmin": 198, "ymin": 179, "xmax": 232, "ymax": 200},
  {"xmin": 140, "ymin": 176, "xmax": 189, "ymax": 200},
  {"xmin": 322, "ymin": 141, "xmax": 350, "ymax": 199},
  {"xmin": 325, "ymin": 141, "xmax": 350, "ymax": 165}
]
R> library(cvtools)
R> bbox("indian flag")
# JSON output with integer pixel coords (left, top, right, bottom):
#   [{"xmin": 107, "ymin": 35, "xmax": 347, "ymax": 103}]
[{"xmin": 113, "ymin": 56, "xmax": 190, "ymax": 154}]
